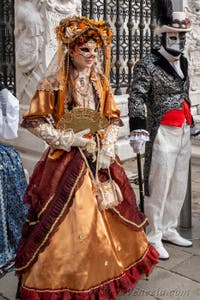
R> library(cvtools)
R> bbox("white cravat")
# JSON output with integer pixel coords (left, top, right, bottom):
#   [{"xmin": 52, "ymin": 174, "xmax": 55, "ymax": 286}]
[
  {"xmin": 171, "ymin": 60, "xmax": 184, "ymax": 79},
  {"xmin": 159, "ymin": 46, "xmax": 184, "ymax": 79}
]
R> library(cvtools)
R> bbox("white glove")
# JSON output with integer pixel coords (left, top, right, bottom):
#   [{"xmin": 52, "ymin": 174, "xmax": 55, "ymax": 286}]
[
  {"xmin": 129, "ymin": 129, "xmax": 149, "ymax": 154},
  {"xmin": 98, "ymin": 152, "xmax": 112, "ymax": 170},
  {"xmin": 72, "ymin": 129, "xmax": 91, "ymax": 147},
  {"xmin": 29, "ymin": 123, "xmax": 90, "ymax": 151},
  {"xmin": 131, "ymin": 140, "xmax": 145, "ymax": 153},
  {"xmin": 98, "ymin": 124, "xmax": 119, "ymax": 170}
]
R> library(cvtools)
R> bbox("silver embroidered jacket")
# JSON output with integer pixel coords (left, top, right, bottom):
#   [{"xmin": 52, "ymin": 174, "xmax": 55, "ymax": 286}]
[{"xmin": 128, "ymin": 49, "xmax": 191, "ymax": 196}]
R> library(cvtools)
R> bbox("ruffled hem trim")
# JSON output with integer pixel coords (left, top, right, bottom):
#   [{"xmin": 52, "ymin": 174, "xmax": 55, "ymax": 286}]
[
  {"xmin": 15, "ymin": 151, "xmax": 86, "ymax": 274},
  {"xmin": 19, "ymin": 245, "xmax": 159, "ymax": 300}
]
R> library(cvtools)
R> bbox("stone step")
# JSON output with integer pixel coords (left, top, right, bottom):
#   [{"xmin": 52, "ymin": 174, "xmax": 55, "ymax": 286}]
[{"xmin": 191, "ymin": 144, "xmax": 200, "ymax": 165}]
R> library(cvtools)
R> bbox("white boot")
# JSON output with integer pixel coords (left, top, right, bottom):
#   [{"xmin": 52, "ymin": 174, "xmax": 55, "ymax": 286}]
[
  {"xmin": 152, "ymin": 242, "xmax": 170, "ymax": 260},
  {"xmin": 162, "ymin": 229, "xmax": 192, "ymax": 247}
]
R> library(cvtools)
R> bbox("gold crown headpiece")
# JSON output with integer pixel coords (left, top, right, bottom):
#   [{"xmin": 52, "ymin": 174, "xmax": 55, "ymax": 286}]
[{"xmin": 56, "ymin": 16, "xmax": 112, "ymax": 48}]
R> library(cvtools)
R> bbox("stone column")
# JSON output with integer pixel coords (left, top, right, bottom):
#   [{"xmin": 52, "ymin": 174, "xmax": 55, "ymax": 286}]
[
  {"xmin": 185, "ymin": 0, "xmax": 200, "ymax": 141},
  {"xmin": 13, "ymin": 0, "xmax": 81, "ymax": 175}
]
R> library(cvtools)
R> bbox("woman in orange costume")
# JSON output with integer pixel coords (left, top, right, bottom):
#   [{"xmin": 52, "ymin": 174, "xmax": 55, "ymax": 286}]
[{"xmin": 15, "ymin": 16, "xmax": 159, "ymax": 299}]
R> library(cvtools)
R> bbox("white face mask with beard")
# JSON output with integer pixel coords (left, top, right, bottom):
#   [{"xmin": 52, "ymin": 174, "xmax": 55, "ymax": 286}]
[{"xmin": 165, "ymin": 32, "xmax": 186, "ymax": 55}]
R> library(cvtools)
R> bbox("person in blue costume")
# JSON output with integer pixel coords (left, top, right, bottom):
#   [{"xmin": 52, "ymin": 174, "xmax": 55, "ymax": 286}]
[{"xmin": 0, "ymin": 82, "xmax": 27, "ymax": 278}]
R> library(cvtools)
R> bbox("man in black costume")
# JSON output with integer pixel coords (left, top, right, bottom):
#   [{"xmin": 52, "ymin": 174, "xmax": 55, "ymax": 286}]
[{"xmin": 128, "ymin": 0, "xmax": 194, "ymax": 260}]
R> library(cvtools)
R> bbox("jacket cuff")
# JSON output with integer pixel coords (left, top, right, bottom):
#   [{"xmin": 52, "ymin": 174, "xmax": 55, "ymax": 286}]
[{"xmin": 129, "ymin": 117, "xmax": 146, "ymax": 132}]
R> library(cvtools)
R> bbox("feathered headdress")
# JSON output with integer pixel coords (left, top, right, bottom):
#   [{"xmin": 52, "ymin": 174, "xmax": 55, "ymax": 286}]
[
  {"xmin": 55, "ymin": 16, "xmax": 112, "ymax": 100},
  {"xmin": 153, "ymin": 0, "xmax": 192, "ymax": 34},
  {"xmin": 56, "ymin": 16, "xmax": 112, "ymax": 48}
]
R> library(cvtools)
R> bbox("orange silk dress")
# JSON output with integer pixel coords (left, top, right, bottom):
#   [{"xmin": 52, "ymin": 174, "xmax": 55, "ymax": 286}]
[{"xmin": 15, "ymin": 72, "xmax": 159, "ymax": 299}]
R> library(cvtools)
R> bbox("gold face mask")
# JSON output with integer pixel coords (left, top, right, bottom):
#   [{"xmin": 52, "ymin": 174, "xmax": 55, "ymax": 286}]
[{"xmin": 76, "ymin": 40, "xmax": 98, "ymax": 58}]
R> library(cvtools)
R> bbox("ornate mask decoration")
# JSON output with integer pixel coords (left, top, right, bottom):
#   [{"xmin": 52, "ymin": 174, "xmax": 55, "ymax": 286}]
[
  {"xmin": 165, "ymin": 32, "xmax": 186, "ymax": 53},
  {"xmin": 76, "ymin": 39, "xmax": 98, "ymax": 58}
]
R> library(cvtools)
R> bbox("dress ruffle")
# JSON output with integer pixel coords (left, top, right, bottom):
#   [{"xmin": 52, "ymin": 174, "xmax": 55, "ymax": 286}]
[
  {"xmin": 15, "ymin": 149, "xmax": 86, "ymax": 274},
  {"xmin": 19, "ymin": 245, "xmax": 158, "ymax": 300}
]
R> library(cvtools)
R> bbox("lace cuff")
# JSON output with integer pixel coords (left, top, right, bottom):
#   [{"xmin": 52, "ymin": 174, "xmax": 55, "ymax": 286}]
[
  {"xmin": 28, "ymin": 123, "xmax": 74, "ymax": 152},
  {"xmin": 129, "ymin": 129, "xmax": 149, "ymax": 142},
  {"xmin": 101, "ymin": 124, "xmax": 119, "ymax": 158}
]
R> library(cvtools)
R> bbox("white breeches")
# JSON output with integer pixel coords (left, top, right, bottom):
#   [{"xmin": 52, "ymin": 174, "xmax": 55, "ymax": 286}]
[{"xmin": 144, "ymin": 123, "xmax": 191, "ymax": 245}]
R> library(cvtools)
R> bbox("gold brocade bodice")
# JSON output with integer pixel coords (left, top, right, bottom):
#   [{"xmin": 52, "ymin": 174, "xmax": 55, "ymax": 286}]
[{"xmin": 56, "ymin": 73, "xmax": 109, "ymax": 134}]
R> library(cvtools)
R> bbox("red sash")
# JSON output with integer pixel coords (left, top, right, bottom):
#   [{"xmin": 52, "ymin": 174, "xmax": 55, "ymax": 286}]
[{"xmin": 160, "ymin": 100, "xmax": 192, "ymax": 127}]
